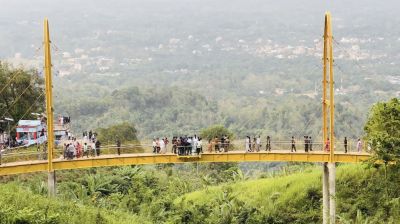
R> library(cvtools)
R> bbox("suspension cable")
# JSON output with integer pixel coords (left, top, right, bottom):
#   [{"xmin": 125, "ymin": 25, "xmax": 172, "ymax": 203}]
[
  {"xmin": 0, "ymin": 81, "xmax": 37, "ymax": 119},
  {"xmin": 0, "ymin": 70, "xmax": 22, "ymax": 95},
  {"xmin": 5, "ymin": 91, "xmax": 45, "ymax": 133}
]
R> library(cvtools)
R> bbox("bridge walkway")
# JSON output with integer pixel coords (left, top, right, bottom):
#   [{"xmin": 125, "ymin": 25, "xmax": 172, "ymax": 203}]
[{"xmin": 0, "ymin": 150, "xmax": 370, "ymax": 176}]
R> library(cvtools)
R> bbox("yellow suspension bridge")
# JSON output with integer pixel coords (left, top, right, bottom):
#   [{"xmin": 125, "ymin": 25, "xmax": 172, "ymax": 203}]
[{"xmin": 0, "ymin": 12, "xmax": 372, "ymax": 224}]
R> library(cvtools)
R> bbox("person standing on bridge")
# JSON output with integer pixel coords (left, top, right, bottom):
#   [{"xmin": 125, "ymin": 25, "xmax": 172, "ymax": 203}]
[
  {"xmin": 245, "ymin": 136, "xmax": 250, "ymax": 152},
  {"xmin": 164, "ymin": 137, "xmax": 169, "ymax": 153},
  {"xmin": 159, "ymin": 138, "xmax": 166, "ymax": 154},
  {"xmin": 266, "ymin": 136, "xmax": 271, "ymax": 151},
  {"xmin": 291, "ymin": 136, "xmax": 296, "ymax": 152},
  {"xmin": 152, "ymin": 139, "xmax": 157, "ymax": 154},
  {"xmin": 91, "ymin": 143, "xmax": 96, "ymax": 157},
  {"xmin": 256, "ymin": 136, "xmax": 261, "ymax": 152},
  {"xmin": 325, "ymin": 137, "xmax": 330, "ymax": 152},
  {"xmin": 304, "ymin": 136, "xmax": 308, "ymax": 152},
  {"xmin": 309, "ymin": 137, "xmax": 313, "ymax": 151},
  {"xmin": 68, "ymin": 143, "xmax": 75, "ymax": 159},
  {"xmin": 83, "ymin": 142, "xmax": 89, "ymax": 158},
  {"xmin": 197, "ymin": 137, "xmax": 202, "ymax": 155},
  {"xmin": 192, "ymin": 135, "xmax": 199, "ymax": 154},
  {"xmin": 116, "ymin": 138, "xmax": 121, "ymax": 155},
  {"xmin": 76, "ymin": 142, "xmax": 82, "ymax": 158},
  {"xmin": 252, "ymin": 137, "xmax": 257, "ymax": 152},
  {"xmin": 214, "ymin": 136, "xmax": 219, "ymax": 153},
  {"xmin": 344, "ymin": 137, "xmax": 348, "ymax": 153},
  {"xmin": 95, "ymin": 139, "xmax": 101, "ymax": 156},
  {"xmin": 63, "ymin": 143, "xmax": 67, "ymax": 159},
  {"xmin": 207, "ymin": 139, "xmax": 213, "ymax": 153},
  {"xmin": 357, "ymin": 138, "xmax": 362, "ymax": 153}
]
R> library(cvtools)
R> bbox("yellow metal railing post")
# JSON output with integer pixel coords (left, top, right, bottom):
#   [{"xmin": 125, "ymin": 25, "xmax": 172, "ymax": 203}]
[{"xmin": 44, "ymin": 18, "xmax": 56, "ymax": 196}]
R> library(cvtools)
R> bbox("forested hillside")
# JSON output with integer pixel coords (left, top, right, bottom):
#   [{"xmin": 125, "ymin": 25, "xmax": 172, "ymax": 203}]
[
  {"xmin": 55, "ymin": 84, "xmax": 365, "ymax": 139},
  {"xmin": 1, "ymin": 0, "xmax": 398, "ymax": 139}
]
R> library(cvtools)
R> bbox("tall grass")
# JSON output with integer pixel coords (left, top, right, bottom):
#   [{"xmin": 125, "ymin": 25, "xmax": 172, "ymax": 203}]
[{"xmin": 0, "ymin": 183, "xmax": 147, "ymax": 224}]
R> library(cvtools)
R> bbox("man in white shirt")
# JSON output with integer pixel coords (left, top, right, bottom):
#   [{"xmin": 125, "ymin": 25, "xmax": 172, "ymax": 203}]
[
  {"xmin": 187, "ymin": 137, "xmax": 192, "ymax": 155},
  {"xmin": 256, "ymin": 136, "xmax": 261, "ymax": 152},
  {"xmin": 192, "ymin": 137, "xmax": 198, "ymax": 154},
  {"xmin": 196, "ymin": 138, "xmax": 202, "ymax": 154},
  {"xmin": 159, "ymin": 138, "xmax": 166, "ymax": 154}
]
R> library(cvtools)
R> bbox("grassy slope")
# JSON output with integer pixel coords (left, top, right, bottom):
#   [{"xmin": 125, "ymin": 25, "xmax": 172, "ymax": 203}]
[
  {"xmin": 175, "ymin": 164, "xmax": 377, "ymax": 223},
  {"xmin": 0, "ymin": 183, "xmax": 147, "ymax": 224},
  {"xmin": 181, "ymin": 168, "xmax": 320, "ymax": 208}
]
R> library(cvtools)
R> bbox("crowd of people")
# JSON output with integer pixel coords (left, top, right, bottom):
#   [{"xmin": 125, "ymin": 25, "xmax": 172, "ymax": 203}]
[
  {"xmin": 61, "ymin": 132, "xmax": 365, "ymax": 161},
  {"xmin": 63, "ymin": 132, "xmax": 101, "ymax": 160},
  {"xmin": 207, "ymin": 136, "xmax": 231, "ymax": 153},
  {"xmin": 244, "ymin": 135, "xmax": 364, "ymax": 153},
  {"xmin": 245, "ymin": 136, "xmax": 271, "ymax": 152},
  {"xmin": 289, "ymin": 136, "xmax": 313, "ymax": 152},
  {"xmin": 152, "ymin": 135, "xmax": 205, "ymax": 155},
  {"xmin": 82, "ymin": 130, "xmax": 97, "ymax": 142},
  {"xmin": 58, "ymin": 116, "xmax": 71, "ymax": 125},
  {"xmin": 151, "ymin": 135, "xmax": 232, "ymax": 156}
]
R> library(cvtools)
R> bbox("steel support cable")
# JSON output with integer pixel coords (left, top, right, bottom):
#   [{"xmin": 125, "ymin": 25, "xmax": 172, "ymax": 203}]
[
  {"xmin": 334, "ymin": 63, "xmax": 346, "ymax": 75},
  {"xmin": 332, "ymin": 39, "xmax": 369, "ymax": 72},
  {"xmin": 281, "ymin": 62, "xmax": 322, "ymax": 139},
  {"xmin": 0, "ymin": 70, "xmax": 22, "ymax": 95},
  {"xmin": 292, "ymin": 98, "xmax": 321, "ymax": 137},
  {"xmin": 290, "ymin": 71, "xmax": 323, "ymax": 139},
  {"xmin": 0, "ymin": 91, "xmax": 45, "ymax": 156},
  {"xmin": 5, "ymin": 91, "xmax": 45, "ymax": 133},
  {"xmin": 333, "ymin": 38, "xmax": 390, "ymax": 66},
  {"xmin": 290, "ymin": 60, "xmax": 328, "ymax": 145},
  {"xmin": 0, "ymin": 81, "xmax": 37, "ymax": 119},
  {"xmin": 292, "ymin": 107, "xmax": 320, "ymax": 141},
  {"xmin": 34, "ymin": 45, "xmax": 43, "ymax": 56}
]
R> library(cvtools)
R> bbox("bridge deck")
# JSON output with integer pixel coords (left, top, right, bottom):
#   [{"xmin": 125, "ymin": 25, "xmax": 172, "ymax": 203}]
[{"xmin": 0, "ymin": 150, "xmax": 370, "ymax": 176}]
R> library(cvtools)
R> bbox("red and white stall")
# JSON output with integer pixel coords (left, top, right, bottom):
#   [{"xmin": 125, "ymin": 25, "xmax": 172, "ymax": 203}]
[{"xmin": 16, "ymin": 120, "xmax": 47, "ymax": 146}]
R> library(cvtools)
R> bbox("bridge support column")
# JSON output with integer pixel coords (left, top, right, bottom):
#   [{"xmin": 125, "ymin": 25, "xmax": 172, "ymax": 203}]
[
  {"xmin": 48, "ymin": 170, "xmax": 56, "ymax": 196},
  {"xmin": 328, "ymin": 163, "xmax": 336, "ymax": 223},
  {"xmin": 322, "ymin": 162, "xmax": 329, "ymax": 224},
  {"xmin": 322, "ymin": 162, "xmax": 336, "ymax": 224}
]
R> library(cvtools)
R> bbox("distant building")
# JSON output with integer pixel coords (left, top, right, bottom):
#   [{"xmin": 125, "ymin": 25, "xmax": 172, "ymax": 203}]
[
  {"xmin": 54, "ymin": 124, "xmax": 68, "ymax": 140},
  {"xmin": 16, "ymin": 120, "xmax": 47, "ymax": 146}
]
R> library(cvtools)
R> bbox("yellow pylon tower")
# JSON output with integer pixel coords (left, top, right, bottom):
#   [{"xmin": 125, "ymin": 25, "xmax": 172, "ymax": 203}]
[
  {"xmin": 322, "ymin": 12, "xmax": 336, "ymax": 224},
  {"xmin": 322, "ymin": 12, "xmax": 335, "ymax": 162},
  {"xmin": 44, "ymin": 18, "xmax": 56, "ymax": 196}
]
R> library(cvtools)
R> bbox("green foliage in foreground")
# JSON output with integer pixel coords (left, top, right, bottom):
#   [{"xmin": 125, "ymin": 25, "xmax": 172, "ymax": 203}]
[
  {"xmin": 172, "ymin": 164, "xmax": 400, "ymax": 223},
  {"xmin": 0, "ymin": 62, "xmax": 44, "ymax": 124},
  {"xmin": 2, "ymin": 163, "xmax": 400, "ymax": 223},
  {"xmin": 364, "ymin": 98, "xmax": 400, "ymax": 164},
  {"xmin": 0, "ymin": 183, "xmax": 145, "ymax": 224}
]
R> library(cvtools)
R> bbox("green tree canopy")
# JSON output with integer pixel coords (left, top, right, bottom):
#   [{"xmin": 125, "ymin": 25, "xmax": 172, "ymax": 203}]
[
  {"xmin": 97, "ymin": 122, "xmax": 138, "ymax": 144},
  {"xmin": 0, "ymin": 62, "xmax": 44, "ymax": 124},
  {"xmin": 200, "ymin": 124, "xmax": 234, "ymax": 141},
  {"xmin": 364, "ymin": 98, "xmax": 400, "ymax": 164}
]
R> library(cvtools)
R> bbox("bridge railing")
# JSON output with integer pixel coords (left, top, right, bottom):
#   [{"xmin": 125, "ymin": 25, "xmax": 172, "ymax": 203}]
[{"xmin": 0, "ymin": 140, "xmax": 369, "ymax": 165}]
